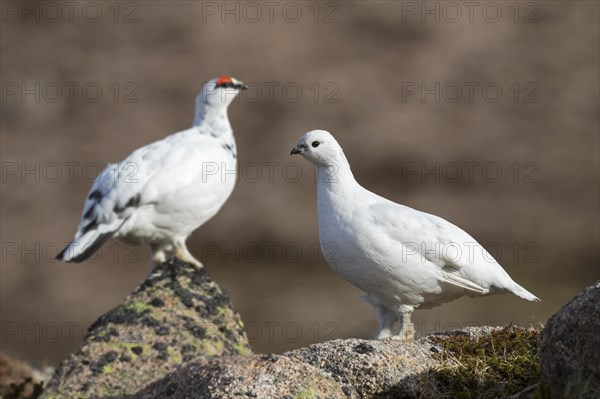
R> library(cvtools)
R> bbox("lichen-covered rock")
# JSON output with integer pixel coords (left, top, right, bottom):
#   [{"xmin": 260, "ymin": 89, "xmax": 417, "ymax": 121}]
[
  {"xmin": 132, "ymin": 354, "xmax": 346, "ymax": 399},
  {"xmin": 41, "ymin": 259, "xmax": 252, "ymax": 399},
  {"xmin": 540, "ymin": 282, "xmax": 600, "ymax": 399}
]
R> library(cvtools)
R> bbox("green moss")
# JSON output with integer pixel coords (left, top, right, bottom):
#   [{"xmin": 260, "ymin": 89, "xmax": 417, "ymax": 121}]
[
  {"xmin": 126, "ymin": 300, "xmax": 153, "ymax": 314},
  {"xmin": 232, "ymin": 341, "xmax": 252, "ymax": 356},
  {"xmin": 425, "ymin": 325, "xmax": 542, "ymax": 399},
  {"xmin": 293, "ymin": 381, "xmax": 318, "ymax": 399},
  {"xmin": 167, "ymin": 347, "xmax": 182, "ymax": 364},
  {"xmin": 102, "ymin": 365, "xmax": 115, "ymax": 374},
  {"xmin": 104, "ymin": 341, "xmax": 150, "ymax": 359},
  {"xmin": 200, "ymin": 339, "xmax": 225, "ymax": 356},
  {"xmin": 217, "ymin": 305, "xmax": 230, "ymax": 316}
]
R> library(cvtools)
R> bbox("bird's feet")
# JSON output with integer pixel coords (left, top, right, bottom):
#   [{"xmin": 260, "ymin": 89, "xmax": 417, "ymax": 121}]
[
  {"xmin": 148, "ymin": 247, "xmax": 169, "ymax": 279},
  {"xmin": 376, "ymin": 321, "xmax": 417, "ymax": 340},
  {"xmin": 174, "ymin": 243, "xmax": 204, "ymax": 270},
  {"xmin": 179, "ymin": 256, "xmax": 204, "ymax": 270},
  {"xmin": 390, "ymin": 322, "xmax": 416, "ymax": 341},
  {"xmin": 375, "ymin": 328, "xmax": 394, "ymax": 340}
]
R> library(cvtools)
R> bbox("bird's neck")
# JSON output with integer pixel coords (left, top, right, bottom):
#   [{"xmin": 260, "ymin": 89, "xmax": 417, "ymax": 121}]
[
  {"xmin": 192, "ymin": 102, "xmax": 232, "ymax": 136},
  {"xmin": 316, "ymin": 158, "xmax": 358, "ymax": 196}
]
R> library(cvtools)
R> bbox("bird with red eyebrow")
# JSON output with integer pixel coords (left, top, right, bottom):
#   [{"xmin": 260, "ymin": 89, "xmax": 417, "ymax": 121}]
[{"xmin": 57, "ymin": 76, "xmax": 248, "ymax": 269}]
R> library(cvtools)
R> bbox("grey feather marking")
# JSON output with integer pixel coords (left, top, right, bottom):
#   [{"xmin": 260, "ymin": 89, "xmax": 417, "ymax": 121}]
[
  {"xmin": 126, "ymin": 193, "xmax": 141, "ymax": 208},
  {"xmin": 88, "ymin": 190, "xmax": 102, "ymax": 201},
  {"xmin": 114, "ymin": 193, "xmax": 141, "ymax": 213},
  {"xmin": 222, "ymin": 143, "xmax": 237, "ymax": 158},
  {"xmin": 83, "ymin": 206, "xmax": 94, "ymax": 219}
]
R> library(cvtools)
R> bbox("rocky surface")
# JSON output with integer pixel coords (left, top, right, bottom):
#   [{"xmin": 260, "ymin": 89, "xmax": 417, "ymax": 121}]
[
  {"xmin": 35, "ymin": 258, "xmax": 548, "ymax": 398},
  {"xmin": 132, "ymin": 354, "xmax": 345, "ymax": 399},
  {"xmin": 286, "ymin": 336, "xmax": 437, "ymax": 398},
  {"xmin": 540, "ymin": 282, "xmax": 600, "ymax": 399},
  {"xmin": 126, "ymin": 326, "xmax": 538, "ymax": 399},
  {"xmin": 41, "ymin": 259, "xmax": 252, "ymax": 399},
  {"xmin": 287, "ymin": 326, "xmax": 535, "ymax": 399}
]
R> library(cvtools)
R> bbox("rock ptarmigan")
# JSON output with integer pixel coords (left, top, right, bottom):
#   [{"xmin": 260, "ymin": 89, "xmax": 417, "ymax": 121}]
[
  {"xmin": 291, "ymin": 130, "xmax": 540, "ymax": 340},
  {"xmin": 57, "ymin": 76, "xmax": 247, "ymax": 268}
]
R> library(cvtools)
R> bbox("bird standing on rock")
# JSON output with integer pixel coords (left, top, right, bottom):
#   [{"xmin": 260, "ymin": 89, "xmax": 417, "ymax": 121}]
[
  {"xmin": 57, "ymin": 76, "xmax": 247, "ymax": 269},
  {"xmin": 291, "ymin": 130, "xmax": 540, "ymax": 340}
]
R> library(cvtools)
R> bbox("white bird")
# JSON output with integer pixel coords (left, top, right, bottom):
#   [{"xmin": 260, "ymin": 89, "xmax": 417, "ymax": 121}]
[
  {"xmin": 57, "ymin": 76, "xmax": 247, "ymax": 268},
  {"xmin": 291, "ymin": 130, "xmax": 540, "ymax": 340}
]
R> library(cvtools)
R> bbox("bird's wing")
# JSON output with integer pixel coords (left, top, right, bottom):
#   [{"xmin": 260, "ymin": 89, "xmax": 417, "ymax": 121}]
[
  {"xmin": 123, "ymin": 131, "xmax": 233, "ymax": 206},
  {"xmin": 366, "ymin": 194, "xmax": 509, "ymax": 291},
  {"xmin": 439, "ymin": 270, "xmax": 487, "ymax": 293},
  {"xmin": 367, "ymin": 197, "xmax": 476, "ymax": 263},
  {"xmin": 75, "ymin": 162, "xmax": 126, "ymax": 238},
  {"xmin": 76, "ymin": 129, "xmax": 230, "ymax": 236}
]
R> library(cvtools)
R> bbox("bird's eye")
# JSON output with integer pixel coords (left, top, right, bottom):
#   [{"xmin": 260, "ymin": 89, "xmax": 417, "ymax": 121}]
[{"xmin": 311, "ymin": 141, "xmax": 320, "ymax": 148}]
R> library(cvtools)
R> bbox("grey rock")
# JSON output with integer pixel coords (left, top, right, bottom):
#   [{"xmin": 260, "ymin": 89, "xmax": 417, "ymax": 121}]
[
  {"xmin": 286, "ymin": 327, "xmax": 501, "ymax": 398},
  {"xmin": 42, "ymin": 259, "xmax": 252, "ymax": 399},
  {"xmin": 132, "ymin": 326, "xmax": 534, "ymax": 399},
  {"xmin": 132, "ymin": 354, "xmax": 346, "ymax": 399},
  {"xmin": 540, "ymin": 282, "xmax": 600, "ymax": 398},
  {"xmin": 287, "ymin": 337, "xmax": 433, "ymax": 398}
]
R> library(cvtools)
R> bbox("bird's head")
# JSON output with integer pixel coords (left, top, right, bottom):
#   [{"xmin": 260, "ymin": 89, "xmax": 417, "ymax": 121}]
[
  {"xmin": 198, "ymin": 75, "xmax": 247, "ymax": 108},
  {"xmin": 290, "ymin": 130, "xmax": 346, "ymax": 167}
]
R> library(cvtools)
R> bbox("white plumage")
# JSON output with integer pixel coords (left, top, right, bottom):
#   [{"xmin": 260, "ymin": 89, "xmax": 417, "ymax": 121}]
[
  {"xmin": 291, "ymin": 130, "xmax": 539, "ymax": 340},
  {"xmin": 57, "ymin": 76, "xmax": 247, "ymax": 268}
]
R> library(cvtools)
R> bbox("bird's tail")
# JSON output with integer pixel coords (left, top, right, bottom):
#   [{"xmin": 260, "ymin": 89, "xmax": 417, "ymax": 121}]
[
  {"xmin": 509, "ymin": 282, "xmax": 541, "ymax": 302},
  {"xmin": 56, "ymin": 230, "xmax": 112, "ymax": 263}
]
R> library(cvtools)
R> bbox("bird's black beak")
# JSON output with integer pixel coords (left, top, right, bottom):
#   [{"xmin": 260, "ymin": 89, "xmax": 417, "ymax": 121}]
[
  {"xmin": 234, "ymin": 82, "xmax": 249, "ymax": 90},
  {"xmin": 290, "ymin": 146, "xmax": 302, "ymax": 155}
]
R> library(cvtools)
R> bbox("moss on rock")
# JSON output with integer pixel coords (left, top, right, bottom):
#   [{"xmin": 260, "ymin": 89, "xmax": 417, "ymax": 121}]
[{"xmin": 422, "ymin": 325, "xmax": 542, "ymax": 399}]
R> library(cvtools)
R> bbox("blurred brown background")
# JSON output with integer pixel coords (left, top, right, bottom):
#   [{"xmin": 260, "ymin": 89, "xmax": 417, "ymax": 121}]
[{"xmin": 1, "ymin": 1, "xmax": 598, "ymax": 368}]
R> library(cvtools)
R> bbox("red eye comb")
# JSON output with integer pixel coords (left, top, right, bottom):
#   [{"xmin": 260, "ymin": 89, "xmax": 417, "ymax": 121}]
[{"xmin": 216, "ymin": 76, "xmax": 233, "ymax": 87}]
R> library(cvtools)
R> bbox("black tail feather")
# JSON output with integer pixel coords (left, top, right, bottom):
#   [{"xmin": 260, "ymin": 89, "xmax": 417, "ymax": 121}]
[{"xmin": 56, "ymin": 233, "xmax": 112, "ymax": 263}]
